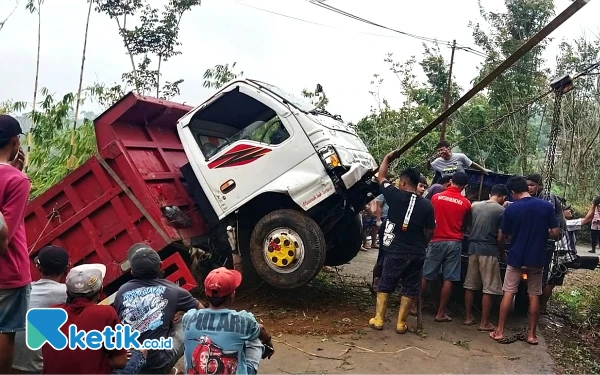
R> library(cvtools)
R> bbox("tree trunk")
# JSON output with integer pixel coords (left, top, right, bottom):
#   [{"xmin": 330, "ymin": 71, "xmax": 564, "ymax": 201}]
[
  {"xmin": 116, "ymin": 13, "xmax": 138, "ymax": 92},
  {"xmin": 24, "ymin": 1, "xmax": 41, "ymax": 172},
  {"xmin": 67, "ymin": 0, "xmax": 93, "ymax": 171},
  {"xmin": 156, "ymin": 54, "xmax": 162, "ymax": 98}
]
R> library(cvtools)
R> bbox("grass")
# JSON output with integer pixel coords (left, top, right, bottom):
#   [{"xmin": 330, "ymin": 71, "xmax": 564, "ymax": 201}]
[{"xmin": 542, "ymin": 270, "xmax": 600, "ymax": 374}]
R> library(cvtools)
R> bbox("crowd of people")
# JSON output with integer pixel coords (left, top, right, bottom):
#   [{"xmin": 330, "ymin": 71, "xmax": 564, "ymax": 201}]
[
  {"xmin": 367, "ymin": 141, "xmax": 600, "ymax": 345},
  {"xmin": 0, "ymin": 115, "xmax": 274, "ymax": 374}
]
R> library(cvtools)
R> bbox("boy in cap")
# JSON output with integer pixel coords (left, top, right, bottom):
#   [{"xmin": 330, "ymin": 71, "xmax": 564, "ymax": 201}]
[
  {"xmin": 182, "ymin": 267, "xmax": 275, "ymax": 375},
  {"xmin": 42, "ymin": 263, "xmax": 129, "ymax": 373},
  {"xmin": 113, "ymin": 243, "xmax": 203, "ymax": 374},
  {"xmin": 0, "ymin": 114, "xmax": 31, "ymax": 374},
  {"xmin": 12, "ymin": 245, "xmax": 70, "ymax": 374}
]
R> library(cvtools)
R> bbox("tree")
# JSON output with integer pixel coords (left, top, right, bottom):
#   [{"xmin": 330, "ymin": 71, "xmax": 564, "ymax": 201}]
[
  {"xmin": 203, "ymin": 62, "xmax": 243, "ymax": 90},
  {"xmin": 69, "ymin": 0, "xmax": 94, "ymax": 172},
  {"xmin": 468, "ymin": 0, "xmax": 555, "ymax": 174},
  {"xmin": 26, "ymin": 88, "xmax": 98, "ymax": 198},
  {"xmin": 551, "ymin": 35, "xmax": 600, "ymax": 201},
  {"xmin": 355, "ymin": 51, "xmax": 459, "ymax": 176},
  {"xmin": 24, "ymin": 0, "xmax": 44, "ymax": 171},
  {"xmin": 0, "ymin": 0, "xmax": 20, "ymax": 32},
  {"xmin": 94, "ymin": 0, "xmax": 200, "ymax": 102}
]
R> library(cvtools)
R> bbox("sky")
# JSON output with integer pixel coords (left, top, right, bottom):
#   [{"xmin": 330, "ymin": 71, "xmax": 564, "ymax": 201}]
[{"xmin": 0, "ymin": 0, "xmax": 599, "ymax": 124}]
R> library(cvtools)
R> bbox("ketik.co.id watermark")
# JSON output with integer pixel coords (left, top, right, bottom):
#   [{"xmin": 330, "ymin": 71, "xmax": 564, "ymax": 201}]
[{"xmin": 26, "ymin": 308, "xmax": 173, "ymax": 350}]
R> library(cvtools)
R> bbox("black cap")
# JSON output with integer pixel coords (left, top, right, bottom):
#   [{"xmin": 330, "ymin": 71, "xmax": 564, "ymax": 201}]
[
  {"xmin": 35, "ymin": 245, "xmax": 69, "ymax": 273},
  {"xmin": 0, "ymin": 115, "xmax": 23, "ymax": 141},
  {"xmin": 127, "ymin": 243, "xmax": 161, "ymax": 277}
]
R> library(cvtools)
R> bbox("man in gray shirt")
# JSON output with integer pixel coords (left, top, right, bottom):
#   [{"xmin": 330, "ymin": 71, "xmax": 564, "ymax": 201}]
[
  {"xmin": 12, "ymin": 245, "xmax": 69, "ymax": 374},
  {"xmin": 463, "ymin": 184, "xmax": 509, "ymax": 332},
  {"xmin": 430, "ymin": 140, "xmax": 490, "ymax": 176}
]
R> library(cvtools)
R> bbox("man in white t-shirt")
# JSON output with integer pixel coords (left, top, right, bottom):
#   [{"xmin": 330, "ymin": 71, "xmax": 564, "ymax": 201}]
[{"xmin": 12, "ymin": 245, "xmax": 70, "ymax": 374}]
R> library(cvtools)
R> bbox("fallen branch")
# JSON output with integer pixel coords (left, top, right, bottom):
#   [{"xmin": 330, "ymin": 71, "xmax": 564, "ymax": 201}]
[
  {"xmin": 338, "ymin": 342, "xmax": 439, "ymax": 358},
  {"xmin": 272, "ymin": 339, "xmax": 348, "ymax": 361}
]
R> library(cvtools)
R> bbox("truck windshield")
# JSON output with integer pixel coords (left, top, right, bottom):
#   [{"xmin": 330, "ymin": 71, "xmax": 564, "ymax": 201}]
[{"xmin": 250, "ymin": 80, "xmax": 315, "ymax": 113}]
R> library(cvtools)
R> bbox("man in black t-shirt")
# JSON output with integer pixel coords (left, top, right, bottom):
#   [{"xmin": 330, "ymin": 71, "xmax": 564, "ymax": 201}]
[{"xmin": 369, "ymin": 151, "xmax": 436, "ymax": 334}]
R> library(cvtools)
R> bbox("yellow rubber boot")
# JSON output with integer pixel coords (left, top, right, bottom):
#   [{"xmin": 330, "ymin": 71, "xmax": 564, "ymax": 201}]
[
  {"xmin": 396, "ymin": 296, "xmax": 415, "ymax": 334},
  {"xmin": 369, "ymin": 293, "xmax": 389, "ymax": 330}
]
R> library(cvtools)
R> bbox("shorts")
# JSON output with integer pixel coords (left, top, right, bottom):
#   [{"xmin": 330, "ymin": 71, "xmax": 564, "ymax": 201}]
[
  {"xmin": 502, "ymin": 265, "xmax": 543, "ymax": 295},
  {"xmin": 542, "ymin": 242, "xmax": 555, "ymax": 286},
  {"xmin": 362, "ymin": 215, "xmax": 376, "ymax": 229},
  {"xmin": 378, "ymin": 253, "xmax": 425, "ymax": 297},
  {"xmin": 546, "ymin": 260, "xmax": 569, "ymax": 286},
  {"xmin": 463, "ymin": 254, "xmax": 503, "ymax": 295},
  {"xmin": 376, "ymin": 219, "xmax": 387, "ymax": 267},
  {"xmin": 0, "ymin": 284, "xmax": 31, "ymax": 333},
  {"xmin": 422, "ymin": 241, "xmax": 462, "ymax": 282}
]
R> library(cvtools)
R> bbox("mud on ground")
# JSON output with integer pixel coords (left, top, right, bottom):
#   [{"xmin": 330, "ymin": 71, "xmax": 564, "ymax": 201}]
[{"xmin": 232, "ymin": 270, "xmax": 374, "ymax": 336}]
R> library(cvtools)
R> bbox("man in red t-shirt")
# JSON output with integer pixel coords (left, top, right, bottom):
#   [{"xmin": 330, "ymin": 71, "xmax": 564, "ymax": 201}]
[
  {"xmin": 0, "ymin": 115, "xmax": 31, "ymax": 374},
  {"xmin": 421, "ymin": 172, "xmax": 471, "ymax": 322},
  {"xmin": 42, "ymin": 264, "xmax": 128, "ymax": 374}
]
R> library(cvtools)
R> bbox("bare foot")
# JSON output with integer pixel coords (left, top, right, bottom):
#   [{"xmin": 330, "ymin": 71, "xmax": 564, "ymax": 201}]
[
  {"xmin": 478, "ymin": 323, "xmax": 496, "ymax": 331},
  {"xmin": 489, "ymin": 330, "xmax": 504, "ymax": 341},
  {"xmin": 527, "ymin": 335, "xmax": 539, "ymax": 345},
  {"xmin": 434, "ymin": 314, "xmax": 452, "ymax": 322},
  {"xmin": 463, "ymin": 319, "xmax": 476, "ymax": 326}
]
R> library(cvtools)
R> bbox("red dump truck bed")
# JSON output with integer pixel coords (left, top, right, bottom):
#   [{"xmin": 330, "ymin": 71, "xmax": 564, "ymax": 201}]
[{"xmin": 25, "ymin": 93, "xmax": 206, "ymax": 295}]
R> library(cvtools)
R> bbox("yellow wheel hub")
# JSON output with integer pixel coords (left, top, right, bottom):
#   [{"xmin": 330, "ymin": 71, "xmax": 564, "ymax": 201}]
[{"xmin": 267, "ymin": 234, "xmax": 298, "ymax": 268}]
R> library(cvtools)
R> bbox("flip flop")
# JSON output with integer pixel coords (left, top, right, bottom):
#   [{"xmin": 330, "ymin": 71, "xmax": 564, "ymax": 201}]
[
  {"xmin": 489, "ymin": 331, "xmax": 504, "ymax": 341},
  {"xmin": 527, "ymin": 338, "xmax": 539, "ymax": 345},
  {"xmin": 434, "ymin": 316, "xmax": 452, "ymax": 322},
  {"xmin": 478, "ymin": 324, "xmax": 496, "ymax": 332},
  {"xmin": 463, "ymin": 320, "xmax": 477, "ymax": 326}
]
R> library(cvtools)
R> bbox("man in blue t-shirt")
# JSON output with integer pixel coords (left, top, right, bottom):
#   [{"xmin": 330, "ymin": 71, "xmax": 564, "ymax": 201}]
[
  {"xmin": 490, "ymin": 176, "xmax": 559, "ymax": 345},
  {"xmin": 182, "ymin": 268, "xmax": 275, "ymax": 374}
]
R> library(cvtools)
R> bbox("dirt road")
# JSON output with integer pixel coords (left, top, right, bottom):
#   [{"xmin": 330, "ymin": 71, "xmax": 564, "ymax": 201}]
[
  {"xmin": 251, "ymin": 250, "xmax": 556, "ymax": 374},
  {"xmin": 172, "ymin": 250, "xmax": 554, "ymax": 375}
]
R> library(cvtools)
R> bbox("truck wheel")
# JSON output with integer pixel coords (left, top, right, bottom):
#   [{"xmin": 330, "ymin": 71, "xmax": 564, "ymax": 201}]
[
  {"xmin": 249, "ymin": 209, "xmax": 326, "ymax": 289},
  {"xmin": 325, "ymin": 213, "xmax": 362, "ymax": 266}
]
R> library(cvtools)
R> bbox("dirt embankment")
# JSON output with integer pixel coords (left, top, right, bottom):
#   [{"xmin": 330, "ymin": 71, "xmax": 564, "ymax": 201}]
[{"xmin": 541, "ymin": 270, "xmax": 600, "ymax": 374}]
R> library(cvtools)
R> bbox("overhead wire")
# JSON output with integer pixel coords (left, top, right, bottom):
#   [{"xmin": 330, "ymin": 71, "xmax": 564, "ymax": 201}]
[{"xmin": 303, "ymin": 0, "xmax": 545, "ymax": 76}]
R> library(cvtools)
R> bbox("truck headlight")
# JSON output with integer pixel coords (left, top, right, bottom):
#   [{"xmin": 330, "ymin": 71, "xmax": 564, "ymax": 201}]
[
  {"xmin": 334, "ymin": 146, "xmax": 357, "ymax": 166},
  {"xmin": 319, "ymin": 146, "xmax": 341, "ymax": 168}
]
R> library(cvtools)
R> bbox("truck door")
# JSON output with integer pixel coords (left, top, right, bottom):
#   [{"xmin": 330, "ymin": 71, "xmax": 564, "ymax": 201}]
[{"xmin": 180, "ymin": 84, "xmax": 315, "ymax": 218}]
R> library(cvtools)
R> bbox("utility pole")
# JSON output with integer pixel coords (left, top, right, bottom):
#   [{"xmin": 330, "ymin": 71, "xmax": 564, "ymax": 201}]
[{"xmin": 440, "ymin": 40, "xmax": 456, "ymax": 141}]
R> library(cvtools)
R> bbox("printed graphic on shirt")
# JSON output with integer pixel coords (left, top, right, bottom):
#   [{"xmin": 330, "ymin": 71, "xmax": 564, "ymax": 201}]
[
  {"xmin": 383, "ymin": 220, "xmax": 396, "ymax": 247},
  {"xmin": 189, "ymin": 336, "xmax": 238, "ymax": 375},
  {"xmin": 120, "ymin": 286, "xmax": 168, "ymax": 334},
  {"xmin": 442, "ymin": 166, "xmax": 458, "ymax": 175}
]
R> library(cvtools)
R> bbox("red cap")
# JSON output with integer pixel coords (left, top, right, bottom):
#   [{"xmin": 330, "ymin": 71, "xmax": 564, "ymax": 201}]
[{"xmin": 204, "ymin": 267, "xmax": 242, "ymax": 297}]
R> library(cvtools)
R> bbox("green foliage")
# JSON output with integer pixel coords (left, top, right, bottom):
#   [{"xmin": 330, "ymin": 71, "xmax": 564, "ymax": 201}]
[
  {"xmin": 203, "ymin": 62, "xmax": 244, "ymax": 90},
  {"xmin": 0, "ymin": 99, "xmax": 27, "ymax": 115},
  {"xmin": 301, "ymin": 87, "xmax": 329, "ymax": 109},
  {"xmin": 25, "ymin": 89, "xmax": 97, "ymax": 198}
]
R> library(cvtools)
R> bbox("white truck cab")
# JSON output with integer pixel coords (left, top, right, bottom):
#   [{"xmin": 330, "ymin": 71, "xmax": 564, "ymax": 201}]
[{"xmin": 177, "ymin": 79, "xmax": 379, "ymax": 289}]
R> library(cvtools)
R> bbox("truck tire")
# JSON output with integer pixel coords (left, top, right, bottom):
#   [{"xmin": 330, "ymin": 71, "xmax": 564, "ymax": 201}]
[
  {"xmin": 249, "ymin": 209, "xmax": 326, "ymax": 289},
  {"xmin": 325, "ymin": 212, "xmax": 362, "ymax": 266}
]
